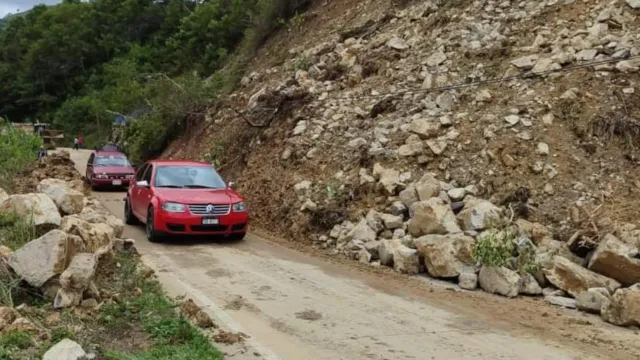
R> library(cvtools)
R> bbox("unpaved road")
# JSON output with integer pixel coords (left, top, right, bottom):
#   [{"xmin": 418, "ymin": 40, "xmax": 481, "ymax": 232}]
[{"xmin": 67, "ymin": 148, "xmax": 638, "ymax": 360}]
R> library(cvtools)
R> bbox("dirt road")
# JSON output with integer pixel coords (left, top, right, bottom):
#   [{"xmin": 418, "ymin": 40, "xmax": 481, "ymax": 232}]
[{"xmin": 67, "ymin": 148, "xmax": 638, "ymax": 360}]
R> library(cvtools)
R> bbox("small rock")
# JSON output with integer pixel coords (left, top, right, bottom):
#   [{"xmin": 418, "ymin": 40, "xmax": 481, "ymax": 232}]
[
  {"xmin": 447, "ymin": 188, "xmax": 466, "ymax": 201},
  {"xmin": 457, "ymin": 197, "xmax": 502, "ymax": 231},
  {"xmin": 408, "ymin": 198, "xmax": 461, "ymax": 237},
  {"xmin": 348, "ymin": 137, "xmax": 368, "ymax": 148},
  {"xmin": 625, "ymin": 0, "xmax": 640, "ymax": 9},
  {"xmin": 545, "ymin": 296, "xmax": 577, "ymax": 309},
  {"xmin": 426, "ymin": 51, "xmax": 447, "ymax": 67},
  {"xmin": 458, "ymin": 272, "xmax": 478, "ymax": 290},
  {"xmin": 42, "ymin": 339, "xmax": 87, "ymax": 360},
  {"xmin": 537, "ymin": 142, "xmax": 549, "ymax": 155},
  {"xmin": 576, "ymin": 49, "xmax": 597, "ymax": 61},
  {"xmin": 520, "ymin": 274, "xmax": 543, "ymax": 295},
  {"xmin": 504, "ymin": 115, "xmax": 520, "ymax": 126},
  {"xmin": 386, "ymin": 37, "xmax": 409, "ymax": 50},
  {"xmin": 511, "ymin": 55, "xmax": 539, "ymax": 70},
  {"xmin": 381, "ymin": 214, "xmax": 404, "ymax": 230}
]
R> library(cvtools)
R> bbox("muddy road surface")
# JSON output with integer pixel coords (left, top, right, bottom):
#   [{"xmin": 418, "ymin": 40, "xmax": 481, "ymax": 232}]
[{"xmin": 67, "ymin": 148, "xmax": 638, "ymax": 360}]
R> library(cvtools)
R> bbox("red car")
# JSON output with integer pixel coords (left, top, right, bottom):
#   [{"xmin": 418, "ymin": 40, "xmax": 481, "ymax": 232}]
[
  {"xmin": 124, "ymin": 160, "xmax": 248, "ymax": 242},
  {"xmin": 86, "ymin": 150, "xmax": 136, "ymax": 190}
]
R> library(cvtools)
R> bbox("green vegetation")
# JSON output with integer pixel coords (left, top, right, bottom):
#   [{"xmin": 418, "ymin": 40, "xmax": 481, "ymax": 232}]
[
  {"xmin": 0, "ymin": 120, "xmax": 42, "ymax": 190},
  {"xmin": 99, "ymin": 253, "xmax": 222, "ymax": 359},
  {"xmin": 0, "ymin": 212, "xmax": 37, "ymax": 251},
  {"xmin": 473, "ymin": 226, "xmax": 541, "ymax": 275},
  {"xmin": 0, "ymin": 0, "xmax": 308, "ymax": 162}
]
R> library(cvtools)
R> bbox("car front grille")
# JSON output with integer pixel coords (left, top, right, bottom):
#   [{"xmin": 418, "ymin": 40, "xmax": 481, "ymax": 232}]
[
  {"xmin": 107, "ymin": 173, "xmax": 130, "ymax": 179},
  {"xmin": 188, "ymin": 204, "xmax": 231, "ymax": 216}
]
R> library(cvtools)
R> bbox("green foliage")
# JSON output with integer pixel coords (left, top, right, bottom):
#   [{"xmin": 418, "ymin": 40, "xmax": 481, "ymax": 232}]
[
  {"xmin": 203, "ymin": 143, "xmax": 225, "ymax": 168},
  {"xmin": 49, "ymin": 327, "xmax": 75, "ymax": 344},
  {"xmin": 293, "ymin": 54, "xmax": 310, "ymax": 71},
  {"xmin": 0, "ymin": 331, "xmax": 34, "ymax": 351},
  {"xmin": 98, "ymin": 253, "xmax": 221, "ymax": 360},
  {"xmin": 473, "ymin": 228, "xmax": 516, "ymax": 268},
  {"xmin": 0, "ymin": 211, "xmax": 37, "ymax": 250},
  {"xmin": 473, "ymin": 226, "xmax": 541, "ymax": 275},
  {"xmin": 0, "ymin": 121, "xmax": 42, "ymax": 190}
]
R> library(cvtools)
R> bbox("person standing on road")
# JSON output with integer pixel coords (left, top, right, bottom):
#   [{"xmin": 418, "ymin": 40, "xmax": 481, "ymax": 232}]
[
  {"xmin": 37, "ymin": 146, "xmax": 48, "ymax": 163},
  {"xmin": 73, "ymin": 137, "xmax": 80, "ymax": 150},
  {"xmin": 78, "ymin": 135, "xmax": 85, "ymax": 149}
]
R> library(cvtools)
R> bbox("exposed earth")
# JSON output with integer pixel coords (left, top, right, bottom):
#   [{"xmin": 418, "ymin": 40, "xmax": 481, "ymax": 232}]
[{"xmin": 66, "ymin": 148, "xmax": 639, "ymax": 360}]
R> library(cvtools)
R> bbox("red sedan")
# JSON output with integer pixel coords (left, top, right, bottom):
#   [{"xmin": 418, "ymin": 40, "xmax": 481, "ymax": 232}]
[
  {"xmin": 124, "ymin": 160, "xmax": 248, "ymax": 242},
  {"xmin": 86, "ymin": 150, "xmax": 136, "ymax": 190}
]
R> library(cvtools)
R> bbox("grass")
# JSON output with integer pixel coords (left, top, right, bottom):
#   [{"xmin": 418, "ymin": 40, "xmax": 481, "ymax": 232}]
[
  {"xmin": 0, "ymin": 331, "xmax": 35, "ymax": 360},
  {"xmin": 96, "ymin": 253, "xmax": 223, "ymax": 360},
  {"xmin": 0, "ymin": 211, "xmax": 37, "ymax": 250}
]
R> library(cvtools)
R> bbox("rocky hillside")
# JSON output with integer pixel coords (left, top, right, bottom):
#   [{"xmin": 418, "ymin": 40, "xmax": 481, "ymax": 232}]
[{"xmin": 164, "ymin": 0, "xmax": 640, "ymax": 327}]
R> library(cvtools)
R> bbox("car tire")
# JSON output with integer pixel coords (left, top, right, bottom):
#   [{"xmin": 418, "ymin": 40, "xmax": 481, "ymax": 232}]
[
  {"xmin": 146, "ymin": 206, "xmax": 162, "ymax": 243},
  {"xmin": 124, "ymin": 198, "xmax": 138, "ymax": 225}
]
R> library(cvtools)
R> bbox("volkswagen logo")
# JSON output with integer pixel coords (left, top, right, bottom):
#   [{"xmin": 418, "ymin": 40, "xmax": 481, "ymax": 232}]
[{"xmin": 205, "ymin": 204, "xmax": 214, "ymax": 213}]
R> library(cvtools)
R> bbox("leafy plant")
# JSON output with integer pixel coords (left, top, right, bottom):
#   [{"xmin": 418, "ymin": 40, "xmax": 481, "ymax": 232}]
[
  {"xmin": 0, "ymin": 121, "xmax": 41, "ymax": 190},
  {"xmin": 293, "ymin": 54, "xmax": 311, "ymax": 71},
  {"xmin": 203, "ymin": 143, "xmax": 225, "ymax": 168},
  {"xmin": 473, "ymin": 228, "xmax": 516, "ymax": 268},
  {"xmin": 0, "ymin": 331, "xmax": 33, "ymax": 351}
]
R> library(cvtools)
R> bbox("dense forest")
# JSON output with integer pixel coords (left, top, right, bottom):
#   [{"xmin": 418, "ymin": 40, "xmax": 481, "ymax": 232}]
[{"xmin": 0, "ymin": 0, "xmax": 303, "ymax": 161}]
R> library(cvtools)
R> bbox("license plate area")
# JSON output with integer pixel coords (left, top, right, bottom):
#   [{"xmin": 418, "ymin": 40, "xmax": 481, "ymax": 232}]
[
  {"xmin": 202, "ymin": 218, "xmax": 219, "ymax": 225},
  {"xmin": 112, "ymin": 180, "xmax": 122, "ymax": 186}
]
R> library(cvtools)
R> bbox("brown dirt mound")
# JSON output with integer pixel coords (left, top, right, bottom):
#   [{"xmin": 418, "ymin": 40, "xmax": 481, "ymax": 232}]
[{"xmin": 13, "ymin": 150, "xmax": 89, "ymax": 195}]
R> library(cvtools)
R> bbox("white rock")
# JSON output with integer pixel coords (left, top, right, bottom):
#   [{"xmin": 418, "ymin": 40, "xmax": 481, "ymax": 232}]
[
  {"xmin": 381, "ymin": 214, "xmax": 404, "ymax": 230},
  {"xmin": 626, "ymin": 0, "xmax": 640, "ymax": 9},
  {"xmin": 365, "ymin": 210, "xmax": 385, "ymax": 233},
  {"xmin": 510, "ymin": 55, "xmax": 539, "ymax": 69},
  {"xmin": 42, "ymin": 339, "xmax": 87, "ymax": 360},
  {"xmin": 545, "ymin": 296, "xmax": 577, "ymax": 309},
  {"xmin": 576, "ymin": 49, "xmax": 597, "ymax": 61},
  {"xmin": 374, "ymin": 163, "xmax": 400, "ymax": 195},
  {"xmin": 458, "ymin": 272, "xmax": 478, "ymax": 290},
  {"xmin": 55, "ymin": 253, "xmax": 98, "ymax": 309},
  {"xmin": 536, "ymin": 142, "xmax": 549, "ymax": 155},
  {"xmin": 457, "ymin": 197, "xmax": 502, "ymax": 231},
  {"xmin": 479, "ymin": 266, "xmax": 521, "ymax": 298},
  {"xmin": 414, "ymin": 234, "xmax": 475, "ymax": 278},
  {"xmin": 0, "ymin": 188, "xmax": 8, "ymax": 203},
  {"xmin": 576, "ymin": 288, "xmax": 610, "ymax": 314},
  {"xmin": 426, "ymin": 139, "xmax": 448, "ymax": 155},
  {"xmin": 601, "ymin": 284, "xmax": 640, "ymax": 326},
  {"xmin": 435, "ymin": 92, "xmax": 454, "ymax": 110},
  {"xmin": 348, "ymin": 219, "xmax": 377, "ymax": 243},
  {"xmin": 519, "ymin": 274, "xmax": 543, "ymax": 295},
  {"xmin": 544, "ymin": 256, "xmax": 620, "ymax": 297},
  {"xmin": 587, "ymin": 234, "xmax": 640, "ymax": 287},
  {"xmin": 447, "ymin": 188, "xmax": 466, "ymax": 201},
  {"xmin": 0, "ymin": 193, "xmax": 61, "ymax": 231},
  {"xmin": 504, "ymin": 115, "xmax": 520, "ymax": 126},
  {"xmin": 386, "ymin": 37, "xmax": 409, "ymax": 50},
  {"xmin": 415, "ymin": 173, "xmax": 441, "ymax": 201},
  {"xmin": 9, "ymin": 230, "xmax": 76, "ymax": 288},
  {"xmin": 531, "ymin": 58, "xmax": 561, "ymax": 74},
  {"xmin": 408, "ymin": 118, "xmax": 440, "ymax": 139},
  {"xmin": 426, "ymin": 51, "xmax": 447, "ymax": 67},
  {"xmin": 293, "ymin": 121, "xmax": 307, "ymax": 135},
  {"xmin": 348, "ymin": 137, "xmax": 368, "ymax": 148},
  {"xmin": 293, "ymin": 181, "xmax": 312, "ymax": 196},
  {"xmin": 408, "ymin": 198, "xmax": 461, "ymax": 236}
]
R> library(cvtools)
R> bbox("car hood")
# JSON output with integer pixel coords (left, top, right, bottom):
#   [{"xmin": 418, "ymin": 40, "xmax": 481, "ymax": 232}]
[
  {"xmin": 93, "ymin": 166, "xmax": 135, "ymax": 174},
  {"xmin": 154, "ymin": 188, "xmax": 242, "ymax": 205}
]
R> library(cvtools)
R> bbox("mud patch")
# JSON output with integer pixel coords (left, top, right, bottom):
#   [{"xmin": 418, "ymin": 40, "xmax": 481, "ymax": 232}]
[
  {"xmin": 206, "ymin": 268, "xmax": 232, "ymax": 278},
  {"xmin": 213, "ymin": 330, "xmax": 248, "ymax": 345},
  {"xmin": 295, "ymin": 309, "xmax": 323, "ymax": 321}
]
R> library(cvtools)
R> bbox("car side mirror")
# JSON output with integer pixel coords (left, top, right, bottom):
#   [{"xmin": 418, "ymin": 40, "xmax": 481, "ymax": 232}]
[
  {"xmin": 228, "ymin": 181, "xmax": 236, "ymax": 189},
  {"xmin": 136, "ymin": 180, "xmax": 149, "ymax": 188}
]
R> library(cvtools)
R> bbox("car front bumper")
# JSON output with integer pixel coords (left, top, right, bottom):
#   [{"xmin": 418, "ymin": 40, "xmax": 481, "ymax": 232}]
[
  {"xmin": 154, "ymin": 209, "xmax": 249, "ymax": 236},
  {"xmin": 91, "ymin": 178, "xmax": 132, "ymax": 187}
]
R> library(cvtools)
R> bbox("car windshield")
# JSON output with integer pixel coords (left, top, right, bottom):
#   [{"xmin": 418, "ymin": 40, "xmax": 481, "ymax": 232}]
[
  {"xmin": 154, "ymin": 165, "xmax": 226, "ymax": 189},
  {"xmin": 94, "ymin": 155, "xmax": 130, "ymax": 167}
]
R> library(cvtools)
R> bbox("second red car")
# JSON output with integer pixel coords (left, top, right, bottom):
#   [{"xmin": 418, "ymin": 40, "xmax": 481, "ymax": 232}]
[
  {"xmin": 124, "ymin": 160, "xmax": 248, "ymax": 242},
  {"xmin": 86, "ymin": 150, "xmax": 135, "ymax": 190}
]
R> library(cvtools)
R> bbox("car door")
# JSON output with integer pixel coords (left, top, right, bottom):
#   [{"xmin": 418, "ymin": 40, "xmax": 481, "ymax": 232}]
[
  {"xmin": 137, "ymin": 164, "xmax": 154, "ymax": 221},
  {"xmin": 130, "ymin": 163, "xmax": 149, "ymax": 217},
  {"xmin": 85, "ymin": 153, "xmax": 95, "ymax": 180}
]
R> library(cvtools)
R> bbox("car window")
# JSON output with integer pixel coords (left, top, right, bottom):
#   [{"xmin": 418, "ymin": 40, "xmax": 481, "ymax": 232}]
[
  {"xmin": 87, "ymin": 154, "xmax": 94, "ymax": 166},
  {"xmin": 94, "ymin": 154, "xmax": 131, "ymax": 167},
  {"xmin": 143, "ymin": 165, "xmax": 153, "ymax": 183},
  {"xmin": 154, "ymin": 165, "xmax": 226, "ymax": 189},
  {"xmin": 135, "ymin": 163, "xmax": 149, "ymax": 182}
]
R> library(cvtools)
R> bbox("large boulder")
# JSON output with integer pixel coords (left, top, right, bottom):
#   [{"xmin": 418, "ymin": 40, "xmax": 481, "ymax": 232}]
[
  {"xmin": 55, "ymin": 253, "xmax": 98, "ymax": 309},
  {"xmin": 544, "ymin": 256, "xmax": 620, "ymax": 297},
  {"xmin": 408, "ymin": 198, "xmax": 461, "ymax": 237},
  {"xmin": 347, "ymin": 219, "xmax": 377, "ymax": 243},
  {"xmin": 60, "ymin": 216, "xmax": 115, "ymax": 255},
  {"xmin": 601, "ymin": 285, "xmax": 640, "ymax": 327},
  {"xmin": 37, "ymin": 179, "xmax": 84, "ymax": 215},
  {"xmin": 478, "ymin": 266, "xmax": 521, "ymax": 298},
  {"xmin": 378, "ymin": 239, "xmax": 420, "ymax": 274},
  {"xmin": 587, "ymin": 234, "xmax": 640, "ymax": 287},
  {"xmin": 0, "ymin": 188, "xmax": 8, "ymax": 203},
  {"xmin": 457, "ymin": 197, "xmax": 502, "ymax": 231},
  {"xmin": 42, "ymin": 339, "xmax": 87, "ymax": 360},
  {"xmin": 0, "ymin": 193, "xmax": 61, "ymax": 232},
  {"xmin": 414, "ymin": 234, "xmax": 474, "ymax": 278},
  {"xmin": 78, "ymin": 207, "xmax": 124, "ymax": 238},
  {"xmin": 576, "ymin": 288, "xmax": 610, "ymax": 314},
  {"xmin": 414, "ymin": 174, "xmax": 441, "ymax": 201},
  {"xmin": 9, "ymin": 230, "xmax": 76, "ymax": 288},
  {"xmin": 373, "ymin": 163, "xmax": 400, "ymax": 195}
]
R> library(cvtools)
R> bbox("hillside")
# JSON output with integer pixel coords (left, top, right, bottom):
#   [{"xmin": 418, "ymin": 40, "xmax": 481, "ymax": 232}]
[{"xmin": 164, "ymin": 0, "xmax": 640, "ymax": 329}]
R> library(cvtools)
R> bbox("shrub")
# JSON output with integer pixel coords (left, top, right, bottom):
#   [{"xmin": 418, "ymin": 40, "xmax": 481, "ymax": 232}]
[
  {"xmin": 0, "ymin": 120, "xmax": 42, "ymax": 190},
  {"xmin": 473, "ymin": 226, "xmax": 541, "ymax": 275}
]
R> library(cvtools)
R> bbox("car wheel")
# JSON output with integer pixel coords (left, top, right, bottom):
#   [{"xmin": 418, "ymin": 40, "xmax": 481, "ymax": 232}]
[
  {"xmin": 124, "ymin": 198, "xmax": 138, "ymax": 225},
  {"xmin": 146, "ymin": 207, "xmax": 162, "ymax": 243}
]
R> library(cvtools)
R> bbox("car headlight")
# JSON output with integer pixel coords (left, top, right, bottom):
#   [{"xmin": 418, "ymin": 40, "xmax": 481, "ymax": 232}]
[
  {"xmin": 162, "ymin": 202, "xmax": 186, "ymax": 213},
  {"xmin": 95, "ymin": 174, "xmax": 108, "ymax": 179},
  {"xmin": 233, "ymin": 202, "xmax": 247, "ymax": 212}
]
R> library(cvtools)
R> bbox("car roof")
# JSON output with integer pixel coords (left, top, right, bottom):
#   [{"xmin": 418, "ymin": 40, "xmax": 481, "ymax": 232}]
[
  {"xmin": 149, "ymin": 159, "xmax": 211, "ymax": 167},
  {"xmin": 94, "ymin": 150, "xmax": 126, "ymax": 156}
]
